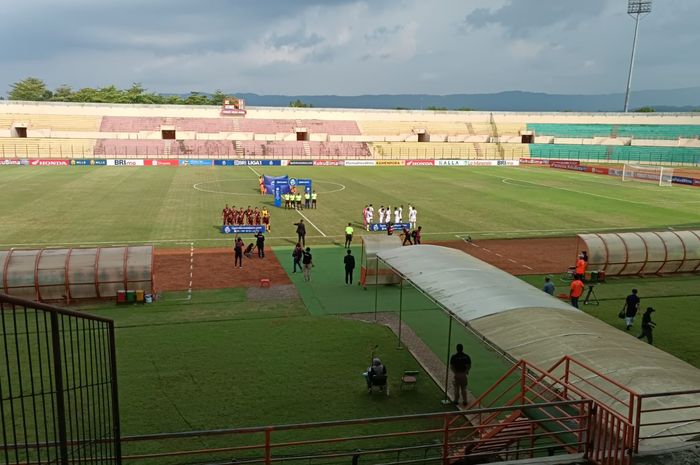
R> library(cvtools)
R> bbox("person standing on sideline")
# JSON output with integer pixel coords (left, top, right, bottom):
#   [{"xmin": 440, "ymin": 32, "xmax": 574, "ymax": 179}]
[
  {"xmin": 575, "ymin": 253, "xmax": 587, "ymax": 277},
  {"xmin": 409, "ymin": 207, "xmax": 417, "ymax": 229},
  {"xmin": 622, "ymin": 289, "xmax": 640, "ymax": 330},
  {"xmin": 311, "ymin": 190, "xmax": 318, "ymax": 209},
  {"xmin": 292, "ymin": 242, "xmax": 303, "ymax": 273},
  {"xmin": 256, "ymin": 232, "xmax": 265, "ymax": 258},
  {"xmin": 412, "ymin": 226, "xmax": 422, "ymax": 245},
  {"xmin": 569, "ymin": 274, "xmax": 585, "ymax": 308},
  {"xmin": 394, "ymin": 207, "xmax": 400, "ymax": 224},
  {"xmin": 294, "ymin": 220, "xmax": 307, "ymax": 246},
  {"xmin": 402, "ymin": 226, "xmax": 413, "ymax": 246},
  {"xmin": 302, "ymin": 247, "xmax": 313, "ymax": 282},
  {"xmin": 450, "ymin": 344, "xmax": 472, "ymax": 406},
  {"xmin": 233, "ymin": 237, "xmax": 244, "ymax": 268},
  {"xmin": 344, "ymin": 249, "xmax": 356, "ymax": 285},
  {"xmin": 543, "ymin": 276, "xmax": 555, "ymax": 295},
  {"xmin": 398, "ymin": 205, "xmax": 404, "ymax": 223},
  {"xmin": 304, "ymin": 189, "xmax": 311, "ymax": 209},
  {"xmin": 344, "ymin": 223, "xmax": 354, "ymax": 248},
  {"xmin": 637, "ymin": 307, "xmax": 656, "ymax": 344}
]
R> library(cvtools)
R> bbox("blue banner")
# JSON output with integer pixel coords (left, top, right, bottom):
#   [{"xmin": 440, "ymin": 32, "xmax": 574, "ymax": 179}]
[
  {"xmin": 70, "ymin": 159, "xmax": 93, "ymax": 166},
  {"xmin": 232, "ymin": 160, "xmax": 282, "ymax": 166},
  {"xmin": 369, "ymin": 223, "xmax": 411, "ymax": 232},
  {"xmin": 220, "ymin": 225, "xmax": 266, "ymax": 234},
  {"xmin": 672, "ymin": 175, "xmax": 694, "ymax": 186},
  {"xmin": 179, "ymin": 160, "xmax": 213, "ymax": 166},
  {"xmin": 213, "ymin": 160, "xmax": 236, "ymax": 166},
  {"xmin": 289, "ymin": 178, "xmax": 312, "ymax": 192},
  {"xmin": 93, "ymin": 159, "xmax": 107, "ymax": 166}
]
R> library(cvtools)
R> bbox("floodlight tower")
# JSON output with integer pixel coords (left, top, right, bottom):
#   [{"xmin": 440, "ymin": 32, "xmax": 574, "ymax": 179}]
[{"xmin": 623, "ymin": 0, "xmax": 652, "ymax": 112}]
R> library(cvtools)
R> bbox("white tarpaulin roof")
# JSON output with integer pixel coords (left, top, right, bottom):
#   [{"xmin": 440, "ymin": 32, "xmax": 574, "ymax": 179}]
[
  {"xmin": 376, "ymin": 245, "xmax": 700, "ymax": 446},
  {"xmin": 376, "ymin": 244, "xmax": 575, "ymax": 321}
]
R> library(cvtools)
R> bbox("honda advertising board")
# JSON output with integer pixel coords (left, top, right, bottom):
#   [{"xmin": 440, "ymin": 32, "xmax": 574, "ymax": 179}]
[
  {"xmin": 405, "ymin": 160, "xmax": 435, "ymax": 166},
  {"xmin": 29, "ymin": 159, "xmax": 70, "ymax": 166},
  {"xmin": 343, "ymin": 160, "xmax": 376, "ymax": 166},
  {"xmin": 107, "ymin": 159, "xmax": 145, "ymax": 166}
]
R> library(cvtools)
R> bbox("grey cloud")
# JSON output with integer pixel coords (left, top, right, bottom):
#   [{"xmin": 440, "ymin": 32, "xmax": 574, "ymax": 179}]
[
  {"xmin": 364, "ymin": 25, "xmax": 404, "ymax": 41},
  {"xmin": 465, "ymin": 0, "xmax": 608, "ymax": 38},
  {"xmin": 266, "ymin": 31, "xmax": 325, "ymax": 50}
]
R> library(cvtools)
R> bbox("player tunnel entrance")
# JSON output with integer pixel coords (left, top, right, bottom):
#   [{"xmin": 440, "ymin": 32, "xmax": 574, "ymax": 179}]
[
  {"xmin": 295, "ymin": 128, "xmax": 309, "ymax": 141},
  {"xmin": 11, "ymin": 124, "xmax": 27, "ymax": 138}
]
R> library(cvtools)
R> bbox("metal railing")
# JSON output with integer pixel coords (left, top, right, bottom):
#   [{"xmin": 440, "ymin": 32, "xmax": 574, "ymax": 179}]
[
  {"xmin": 113, "ymin": 400, "xmax": 590, "ymax": 465},
  {"xmin": 0, "ymin": 293, "xmax": 121, "ymax": 465}
]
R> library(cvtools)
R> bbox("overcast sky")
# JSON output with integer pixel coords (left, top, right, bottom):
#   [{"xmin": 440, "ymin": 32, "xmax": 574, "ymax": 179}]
[{"xmin": 1, "ymin": 0, "xmax": 698, "ymax": 96}]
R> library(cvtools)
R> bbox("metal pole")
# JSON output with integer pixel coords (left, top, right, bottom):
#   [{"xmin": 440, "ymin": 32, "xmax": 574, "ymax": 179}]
[
  {"xmin": 374, "ymin": 257, "xmax": 379, "ymax": 322},
  {"xmin": 398, "ymin": 279, "xmax": 403, "ymax": 349},
  {"xmin": 50, "ymin": 312, "xmax": 69, "ymax": 465},
  {"xmin": 108, "ymin": 321, "xmax": 122, "ymax": 465},
  {"xmin": 442, "ymin": 317, "xmax": 453, "ymax": 404},
  {"xmin": 623, "ymin": 12, "xmax": 641, "ymax": 112}
]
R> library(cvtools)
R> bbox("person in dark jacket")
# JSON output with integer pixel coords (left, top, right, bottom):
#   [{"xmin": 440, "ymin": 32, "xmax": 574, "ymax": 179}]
[
  {"xmin": 344, "ymin": 249, "xmax": 356, "ymax": 285},
  {"xmin": 365, "ymin": 357, "xmax": 387, "ymax": 391},
  {"xmin": 450, "ymin": 344, "xmax": 472, "ymax": 406},
  {"xmin": 622, "ymin": 289, "xmax": 640, "ymax": 330},
  {"xmin": 637, "ymin": 307, "xmax": 656, "ymax": 344},
  {"xmin": 255, "ymin": 232, "xmax": 265, "ymax": 258},
  {"xmin": 233, "ymin": 237, "xmax": 244, "ymax": 268},
  {"xmin": 294, "ymin": 220, "xmax": 306, "ymax": 246},
  {"xmin": 302, "ymin": 247, "xmax": 313, "ymax": 282},
  {"xmin": 292, "ymin": 242, "xmax": 303, "ymax": 273}
]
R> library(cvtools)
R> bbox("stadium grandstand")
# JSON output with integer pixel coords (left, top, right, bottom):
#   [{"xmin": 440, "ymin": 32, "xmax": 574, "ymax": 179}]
[{"xmin": 1, "ymin": 101, "xmax": 699, "ymax": 164}]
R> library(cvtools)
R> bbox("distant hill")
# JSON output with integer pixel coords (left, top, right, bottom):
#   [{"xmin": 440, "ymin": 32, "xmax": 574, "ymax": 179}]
[{"xmin": 225, "ymin": 88, "xmax": 700, "ymax": 112}]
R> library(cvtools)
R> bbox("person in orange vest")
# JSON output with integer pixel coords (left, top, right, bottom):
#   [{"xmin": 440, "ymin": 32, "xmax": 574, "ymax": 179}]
[
  {"xmin": 575, "ymin": 253, "xmax": 587, "ymax": 277},
  {"xmin": 259, "ymin": 176, "xmax": 266, "ymax": 195},
  {"xmin": 570, "ymin": 274, "xmax": 585, "ymax": 309}
]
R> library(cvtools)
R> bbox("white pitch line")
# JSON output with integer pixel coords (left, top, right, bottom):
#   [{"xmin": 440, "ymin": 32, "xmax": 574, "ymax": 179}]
[
  {"xmin": 295, "ymin": 209, "xmax": 327, "ymax": 237},
  {"xmin": 247, "ymin": 165, "xmax": 262, "ymax": 177},
  {"xmin": 508, "ymin": 258, "xmax": 517, "ymax": 263},
  {"xmin": 188, "ymin": 242, "xmax": 194, "ymax": 300}
]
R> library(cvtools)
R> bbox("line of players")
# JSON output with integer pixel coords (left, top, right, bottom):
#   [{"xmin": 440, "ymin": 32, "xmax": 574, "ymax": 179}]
[
  {"xmin": 222, "ymin": 204, "xmax": 271, "ymax": 231},
  {"xmin": 362, "ymin": 204, "xmax": 418, "ymax": 230}
]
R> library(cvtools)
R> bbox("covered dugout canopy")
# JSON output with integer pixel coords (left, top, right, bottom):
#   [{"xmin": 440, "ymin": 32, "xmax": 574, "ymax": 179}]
[
  {"xmin": 579, "ymin": 230, "xmax": 700, "ymax": 276},
  {"xmin": 376, "ymin": 245, "xmax": 700, "ymax": 447},
  {"xmin": 0, "ymin": 246, "xmax": 153, "ymax": 302},
  {"xmin": 360, "ymin": 235, "xmax": 402, "ymax": 287}
]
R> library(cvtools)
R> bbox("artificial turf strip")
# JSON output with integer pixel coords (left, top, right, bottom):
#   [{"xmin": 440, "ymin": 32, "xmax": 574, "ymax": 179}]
[
  {"xmin": 276, "ymin": 244, "xmax": 517, "ymax": 398},
  {"xmin": 273, "ymin": 245, "xmax": 438, "ymax": 316}
]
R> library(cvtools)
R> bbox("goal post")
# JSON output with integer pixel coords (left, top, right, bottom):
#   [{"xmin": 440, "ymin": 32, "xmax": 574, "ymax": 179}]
[{"xmin": 622, "ymin": 164, "xmax": 674, "ymax": 186}]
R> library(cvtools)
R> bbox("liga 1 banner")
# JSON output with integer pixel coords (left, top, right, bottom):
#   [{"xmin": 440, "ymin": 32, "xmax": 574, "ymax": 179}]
[
  {"xmin": 221, "ymin": 225, "xmax": 266, "ymax": 234},
  {"xmin": 368, "ymin": 222, "xmax": 411, "ymax": 232}
]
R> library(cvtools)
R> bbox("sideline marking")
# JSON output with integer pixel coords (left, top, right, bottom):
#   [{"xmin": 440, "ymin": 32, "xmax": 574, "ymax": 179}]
[
  {"xmin": 248, "ymin": 165, "xmax": 262, "ymax": 177},
  {"xmin": 494, "ymin": 174, "xmax": 700, "ymax": 206},
  {"xmin": 188, "ymin": 242, "xmax": 194, "ymax": 301},
  {"xmin": 295, "ymin": 209, "xmax": 327, "ymax": 237}
]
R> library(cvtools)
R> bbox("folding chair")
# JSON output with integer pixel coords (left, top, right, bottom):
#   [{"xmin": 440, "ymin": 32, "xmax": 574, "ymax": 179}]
[{"xmin": 400, "ymin": 370, "xmax": 420, "ymax": 391}]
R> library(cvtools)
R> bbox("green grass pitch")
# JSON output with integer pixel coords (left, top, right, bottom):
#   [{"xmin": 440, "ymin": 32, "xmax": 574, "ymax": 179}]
[{"xmin": 0, "ymin": 165, "xmax": 699, "ymax": 247}]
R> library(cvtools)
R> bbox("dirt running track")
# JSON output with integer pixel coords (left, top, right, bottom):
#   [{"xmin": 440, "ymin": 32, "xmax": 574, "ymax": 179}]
[
  {"xmin": 154, "ymin": 237, "xmax": 580, "ymax": 291},
  {"xmin": 438, "ymin": 237, "xmax": 580, "ymax": 275},
  {"xmin": 154, "ymin": 247, "xmax": 291, "ymax": 291}
]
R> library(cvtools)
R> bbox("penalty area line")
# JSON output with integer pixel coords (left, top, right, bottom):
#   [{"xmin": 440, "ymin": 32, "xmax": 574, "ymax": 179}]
[{"xmin": 248, "ymin": 165, "xmax": 262, "ymax": 177}]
